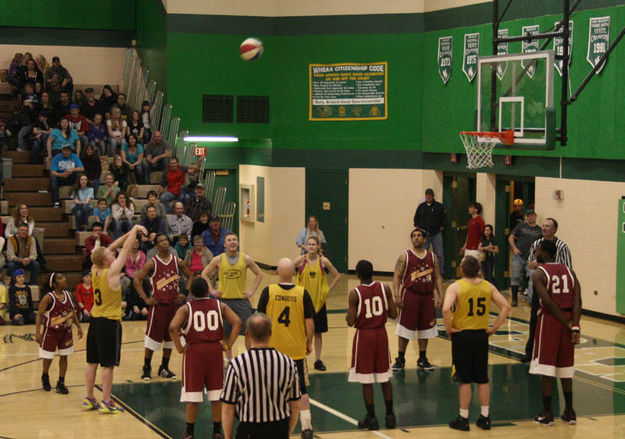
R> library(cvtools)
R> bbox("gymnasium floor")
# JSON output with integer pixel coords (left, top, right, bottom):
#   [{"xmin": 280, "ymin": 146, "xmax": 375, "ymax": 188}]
[{"xmin": 2, "ymin": 271, "xmax": 625, "ymax": 438}]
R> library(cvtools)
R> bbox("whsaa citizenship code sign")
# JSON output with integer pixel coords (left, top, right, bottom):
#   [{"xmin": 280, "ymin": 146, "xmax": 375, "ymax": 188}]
[{"xmin": 309, "ymin": 62, "xmax": 387, "ymax": 121}]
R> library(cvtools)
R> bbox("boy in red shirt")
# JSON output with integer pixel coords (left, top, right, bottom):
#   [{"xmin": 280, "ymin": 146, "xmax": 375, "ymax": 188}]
[
  {"xmin": 75, "ymin": 270, "xmax": 94, "ymax": 322},
  {"xmin": 159, "ymin": 156, "xmax": 186, "ymax": 213},
  {"xmin": 461, "ymin": 202, "xmax": 485, "ymax": 259}
]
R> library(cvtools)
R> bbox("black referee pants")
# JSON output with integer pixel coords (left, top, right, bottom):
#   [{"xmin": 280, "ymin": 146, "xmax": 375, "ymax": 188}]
[{"xmin": 236, "ymin": 419, "xmax": 289, "ymax": 439}]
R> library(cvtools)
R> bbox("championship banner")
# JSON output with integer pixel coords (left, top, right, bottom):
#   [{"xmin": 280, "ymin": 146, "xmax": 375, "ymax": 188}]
[
  {"xmin": 588, "ymin": 16, "xmax": 610, "ymax": 74},
  {"xmin": 521, "ymin": 25, "xmax": 540, "ymax": 79},
  {"xmin": 438, "ymin": 36, "xmax": 453, "ymax": 84},
  {"xmin": 309, "ymin": 62, "xmax": 387, "ymax": 121},
  {"xmin": 496, "ymin": 29, "xmax": 509, "ymax": 80},
  {"xmin": 554, "ymin": 21, "xmax": 574, "ymax": 77},
  {"xmin": 463, "ymin": 33, "xmax": 479, "ymax": 82}
]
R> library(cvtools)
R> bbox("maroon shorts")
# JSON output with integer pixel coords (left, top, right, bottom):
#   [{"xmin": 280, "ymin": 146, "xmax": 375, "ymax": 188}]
[
  {"xmin": 396, "ymin": 290, "xmax": 437, "ymax": 340},
  {"xmin": 348, "ymin": 327, "xmax": 391, "ymax": 383},
  {"xmin": 145, "ymin": 302, "xmax": 179, "ymax": 350},
  {"xmin": 39, "ymin": 328, "xmax": 73, "ymax": 359},
  {"xmin": 181, "ymin": 342, "xmax": 224, "ymax": 402},
  {"xmin": 529, "ymin": 311, "xmax": 575, "ymax": 378}
]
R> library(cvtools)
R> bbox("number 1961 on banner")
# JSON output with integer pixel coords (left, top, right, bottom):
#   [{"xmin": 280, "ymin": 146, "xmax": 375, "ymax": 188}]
[{"xmin": 194, "ymin": 146, "xmax": 207, "ymax": 157}]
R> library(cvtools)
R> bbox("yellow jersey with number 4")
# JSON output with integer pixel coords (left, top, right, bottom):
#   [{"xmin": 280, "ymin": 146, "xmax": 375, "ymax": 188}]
[
  {"xmin": 451, "ymin": 279, "xmax": 492, "ymax": 331},
  {"xmin": 91, "ymin": 268, "xmax": 123, "ymax": 321},
  {"xmin": 266, "ymin": 284, "xmax": 306, "ymax": 360}
]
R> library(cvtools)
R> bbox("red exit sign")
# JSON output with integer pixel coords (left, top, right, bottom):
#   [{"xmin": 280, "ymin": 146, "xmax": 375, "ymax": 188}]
[{"xmin": 194, "ymin": 146, "xmax": 207, "ymax": 157}]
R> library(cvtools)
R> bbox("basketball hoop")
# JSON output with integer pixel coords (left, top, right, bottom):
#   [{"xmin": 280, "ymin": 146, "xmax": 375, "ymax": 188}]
[{"xmin": 459, "ymin": 130, "xmax": 514, "ymax": 169}]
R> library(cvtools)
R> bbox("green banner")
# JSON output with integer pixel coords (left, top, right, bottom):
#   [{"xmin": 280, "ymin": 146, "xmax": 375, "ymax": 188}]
[
  {"xmin": 309, "ymin": 62, "xmax": 387, "ymax": 121},
  {"xmin": 496, "ymin": 29, "xmax": 509, "ymax": 80},
  {"xmin": 617, "ymin": 198, "xmax": 625, "ymax": 314},
  {"xmin": 438, "ymin": 36, "xmax": 453, "ymax": 84},
  {"xmin": 554, "ymin": 21, "xmax": 573, "ymax": 77},
  {"xmin": 588, "ymin": 16, "xmax": 610, "ymax": 74},
  {"xmin": 463, "ymin": 33, "xmax": 479, "ymax": 82},
  {"xmin": 521, "ymin": 25, "xmax": 540, "ymax": 79}
]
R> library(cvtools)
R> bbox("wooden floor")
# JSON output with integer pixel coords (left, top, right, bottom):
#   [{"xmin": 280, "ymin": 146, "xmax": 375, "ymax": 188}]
[{"xmin": 2, "ymin": 271, "xmax": 625, "ymax": 438}]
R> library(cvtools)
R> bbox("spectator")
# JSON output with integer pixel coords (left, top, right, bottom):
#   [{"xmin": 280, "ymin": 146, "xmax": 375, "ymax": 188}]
[
  {"xmin": 508, "ymin": 209, "xmax": 542, "ymax": 307},
  {"xmin": 5, "ymin": 203, "xmax": 34, "ymax": 238},
  {"xmin": 9, "ymin": 269, "xmax": 36, "ymax": 324},
  {"xmin": 47, "ymin": 80, "xmax": 62, "ymax": 105},
  {"xmin": 6, "ymin": 224, "xmax": 39, "ymax": 284},
  {"xmin": 74, "ymin": 89, "xmax": 85, "ymax": 106},
  {"xmin": 0, "ymin": 276, "xmax": 8, "ymax": 324},
  {"xmin": 110, "ymin": 154, "xmax": 129, "ymax": 194},
  {"xmin": 180, "ymin": 158, "xmax": 204, "ymax": 204},
  {"xmin": 174, "ymin": 233, "xmax": 191, "ymax": 259},
  {"xmin": 202, "ymin": 216, "xmax": 230, "ymax": 256},
  {"xmin": 65, "ymin": 103, "xmax": 89, "ymax": 148},
  {"xmin": 140, "ymin": 101, "xmax": 152, "ymax": 144},
  {"xmin": 191, "ymin": 211, "xmax": 211, "ymax": 238},
  {"xmin": 0, "ymin": 236, "xmax": 5, "ymax": 270},
  {"xmin": 107, "ymin": 106, "xmax": 127, "ymax": 154},
  {"xmin": 39, "ymin": 92, "xmax": 56, "ymax": 124},
  {"xmin": 184, "ymin": 235, "xmax": 214, "ymax": 277},
  {"xmin": 8, "ymin": 53, "xmax": 23, "ymax": 82},
  {"xmin": 80, "ymin": 143, "xmax": 102, "ymax": 194},
  {"xmin": 126, "ymin": 110, "xmax": 144, "ymax": 140},
  {"xmin": 111, "ymin": 192, "xmax": 135, "ymax": 239},
  {"xmin": 71, "ymin": 174, "xmax": 94, "ymax": 232},
  {"xmin": 99, "ymin": 85, "xmax": 117, "ymax": 115},
  {"xmin": 35, "ymin": 54, "xmax": 48, "ymax": 73},
  {"xmin": 53, "ymin": 91, "xmax": 71, "ymax": 121},
  {"xmin": 140, "ymin": 205, "xmax": 166, "ymax": 251},
  {"xmin": 140, "ymin": 190, "xmax": 166, "ymax": 222},
  {"xmin": 29, "ymin": 110, "xmax": 52, "ymax": 163},
  {"xmin": 20, "ymin": 58, "xmax": 43, "ymax": 89},
  {"xmin": 478, "ymin": 224, "xmax": 499, "ymax": 287},
  {"xmin": 80, "ymin": 87, "xmax": 103, "ymax": 122},
  {"xmin": 296, "ymin": 215, "xmax": 326, "ymax": 255},
  {"xmin": 114, "ymin": 93, "xmax": 132, "ymax": 120},
  {"xmin": 82, "ymin": 223, "xmax": 112, "ymax": 271},
  {"xmin": 509, "ymin": 199, "xmax": 525, "ymax": 231},
  {"xmin": 121, "ymin": 133, "xmax": 145, "ymax": 184},
  {"xmin": 97, "ymin": 173, "xmax": 120, "ymax": 206},
  {"xmin": 460, "ymin": 202, "xmax": 484, "ymax": 259},
  {"xmin": 47, "ymin": 117, "xmax": 80, "ymax": 159},
  {"xmin": 0, "ymin": 117, "xmax": 10, "ymax": 151},
  {"xmin": 49, "ymin": 145, "xmax": 84, "ymax": 207},
  {"xmin": 167, "ymin": 201, "xmax": 192, "ymax": 242},
  {"xmin": 21, "ymin": 82, "xmax": 39, "ymax": 108},
  {"xmin": 144, "ymin": 130, "xmax": 170, "ymax": 182},
  {"xmin": 87, "ymin": 113, "xmax": 108, "ymax": 156},
  {"xmin": 159, "ymin": 156, "xmax": 185, "ymax": 213},
  {"xmin": 413, "ymin": 188, "xmax": 447, "ymax": 277},
  {"xmin": 75, "ymin": 270, "xmax": 94, "ymax": 322},
  {"xmin": 184, "ymin": 183, "xmax": 211, "ymax": 222},
  {"xmin": 121, "ymin": 239, "xmax": 148, "ymax": 320},
  {"xmin": 93, "ymin": 198, "xmax": 112, "ymax": 233},
  {"xmin": 45, "ymin": 56, "xmax": 72, "ymax": 93}
]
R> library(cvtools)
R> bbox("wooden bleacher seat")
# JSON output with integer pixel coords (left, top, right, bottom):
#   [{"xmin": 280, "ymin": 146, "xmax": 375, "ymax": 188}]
[
  {"xmin": 1, "ymin": 200, "xmax": 8, "ymax": 215},
  {"xmin": 76, "ymin": 231, "xmax": 91, "ymax": 247},
  {"xmin": 135, "ymin": 185, "xmax": 161, "ymax": 198}
]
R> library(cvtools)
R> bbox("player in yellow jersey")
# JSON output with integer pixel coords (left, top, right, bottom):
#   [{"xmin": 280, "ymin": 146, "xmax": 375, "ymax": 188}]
[
  {"xmin": 442, "ymin": 256, "xmax": 510, "ymax": 431},
  {"xmin": 257, "ymin": 258, "xmax": 315, "ymax": 439},
  {"xmin": 83, "ymin": 224, "xmax": 147, "ymax": 414},
  {"xmin": 293, "ymin": 235, "xmax": 340, "ymax": 371}
]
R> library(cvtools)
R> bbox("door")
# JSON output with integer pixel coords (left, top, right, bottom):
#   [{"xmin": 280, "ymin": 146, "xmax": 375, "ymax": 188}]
[
  {"xmin": 305, "ymin": 169, "xmax": 348, "ymax": 272},
  {"xmin": 210, "ymin": 168, "xmax": 238, "ymax": 235}
]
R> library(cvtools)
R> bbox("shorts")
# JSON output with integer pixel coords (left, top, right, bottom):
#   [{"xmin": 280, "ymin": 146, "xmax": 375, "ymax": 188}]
[
  {"xmin": 86, "ymin": 317, "xmax": 122, "ymax": 367},
  {"xmin": 451, "ymin": 329, "xmax": 489, "ymax": 384},
  {"xmin": 222, "ymin": 299, "xmax": 254, "ymax": 336},
  {"xmin": 145, "ymin": 302, "xmax": 178, "ymax": 351},
  {"xmin": 313, "ymin": 304, "xmax": 328, "ymax": 334},
  {"xmin": 395, "ymin": 290, "xmax": 437, "ymax": 340},
  {"xmin": 348, "ymin": 327, "xmax": 391, "ymax": 384},
  {"xmin": 294, "ymin": 359, "xmax": 309, "ymax": 395},
  {"xmin": 181, "ymin": 342, "xmax": 224, "ymax": 402},
  {"xmin": 464, "ymin": 249, "xmax": 480, "ymax": 259},
  {"xmin": 236, "ymin": 419, "xmax": 289, "ymax": 439},
  {"xmin": 529, "ymin": 312, "xmax": 574, "ymax": 378},
  {"xmin": 39, "ymin": 328, "xmax": 73, "ymax": 359}
]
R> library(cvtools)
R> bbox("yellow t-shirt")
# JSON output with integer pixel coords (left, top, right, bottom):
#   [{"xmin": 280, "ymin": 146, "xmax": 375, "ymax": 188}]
[
  {"xmin": 266, "ymin": 284, "xmax": 307, "ymax": 360},
  {"xmin": 296, "ymin": 257, "xmax": 329, "ymax": 313},
  {"xmin": 452, "ymin": 279, "xmax": 492, "ymax": 331},
  {"xmin": 218, "ymin": 252, "xmax": 247, "ymax": 299},
  {"xmin": 0, "ymin": 283, "xmax": 8, "ymax": 321},
  {"xmin": 91, "ymin": 267, "xmax": 123, "ymax": 321}
]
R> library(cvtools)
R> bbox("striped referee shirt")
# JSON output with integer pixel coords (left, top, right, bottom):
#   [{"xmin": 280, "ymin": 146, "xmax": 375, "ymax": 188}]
[
  {"xmin": 527, "ymin": 237, "xmax": 573, "ymax": 269},
  {"xmin": 220, "ymin": 347, "xmax": 301, "ymax": 423}
]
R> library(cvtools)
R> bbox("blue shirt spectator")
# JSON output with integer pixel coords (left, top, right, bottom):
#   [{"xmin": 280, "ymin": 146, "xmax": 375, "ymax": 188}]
[
  {"xmin": 75, "ymin": 186, "xmax": 94, "ymax": 202},
  {"xmin": 51, "ymin": 151, "xmax": 84, "ymax": 173},
  {"xmin": 202, "ymin": 218, "xmax": 230, "ymax": 256},
  {"xmin": 94, "ymin": 206, "xmax": 111, "ymax": 224},
  {"xmin": 121, "ymin": 143, "xmax": 144, "ymax": 164},
  {"xmin": 49, "ymin": 126, "xmax": 79, "ymax": 154}
]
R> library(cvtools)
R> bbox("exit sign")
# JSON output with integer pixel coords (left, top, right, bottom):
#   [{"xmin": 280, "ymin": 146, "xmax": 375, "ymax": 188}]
[{"xmin": 194, "ymin": 146, "xmax": 207, "ymax": 157}]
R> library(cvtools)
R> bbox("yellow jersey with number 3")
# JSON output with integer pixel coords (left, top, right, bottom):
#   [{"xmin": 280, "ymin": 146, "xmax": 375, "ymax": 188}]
[
  {"xmin": 91, "ymin": 267, "xmax": 123, "ymax": 321},
  {"xmin": 266, "ymin": 284, "xmax": 307, "ymax": 360},
  {"xmin": 452, "ymin": 279, "xmax": 492, "ymax": 331}
]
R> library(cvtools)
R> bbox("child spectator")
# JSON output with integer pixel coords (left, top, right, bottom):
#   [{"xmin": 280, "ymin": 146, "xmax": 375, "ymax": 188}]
[
  {"xmin": 111, "ymin": 192, "xmax": 135, "ymax": 239},
  {"xmin": 121, "ymin": 239, "xmax": 148, "ymax": 320},
  {"xmin": 127, "ymin": 110, "xmax": 144, "ymax": 140},
  {"xmin": 140, "ymin": 100, "xmax": 152, "ymax": 144},
  {"xmin": 80, "ymin": 143, "xmax": 102, "ymax": 195},
  {"xmin": 71, "ymin": 174, "xmax": 94, "ymax": 232},
  {"xmin": 191, "ymin": 211, "xmax": 211, "ymax": 238},
  {"xmin": 0, "ymin": 276, "xmax": 8, "ymax": 324},
  {"xmin": 179, "ymin": 157, "xmax": 204, "ymax": 204},
  {"xmin": 478, "ymin": 224, "xmax": 499, "ymax": 287},
  {"xmin": 35, "ymin": 272, "xmax": 83, "ymax": 394},
  {"xmin": 65, "ymin": 103, "xmax": 89, "ymax": 148},
  {"xmin": 9, "ymin": 269, "xmax": 36, "ymax": 325},
  {"xmin": 107, "ymin": 106, "xmax": 127, "ymax": 154},
  {"xmin": 110, "ymin": 154, "xmax": 129, "ymax": 193},
  {"xmin": 75, "ymin": 271, "xmax": 94, "ymax": 322},
  {"xmin": 174, "ymin": 233, "xmax": 191, "ymax": 259},
  {"xmin": 29, "ymin": 110, "xmax": 52, "ymax": 164},
  {"xmin": 93, "ymin": 198, "xmax": 112, "ymax": 233},
  {"xmin": 87, "ymin": 113, "xmax": 108, "ymax": 156},
  {"xmin": 83, "ymin": 223, "xmax": 112, "ymax": 271},
  {"xmin": 140, "ymin": 190, "xmax": 167, "ymax": 221},
  {"xmin": 96, "ymin": 173, "xmax": 120, "ymax": 207}
]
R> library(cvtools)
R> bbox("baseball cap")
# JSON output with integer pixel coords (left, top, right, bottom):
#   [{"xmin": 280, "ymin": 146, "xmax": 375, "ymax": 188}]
[
  {"xmin": 525, "ymin": 209, "xmax": 536, "ymax": 216},
  {"xmin": 425, "ymin": 188, "xmax": 434, "ymax": 195},
  {"xmin": 61, "ymin": 143, "xmax": 73, "ymax": 150},
  {"xmin": 12, "ymin": 269, "xmax": 24, "ymax": 278},
  {"xmin": 513, "ymin": 198, "xmax": 524, "ymax": 206},
  {"xmin": 70, "ymin": 103, "xmax": 80, "ymax": 110},
  {"xmin": 195, "ymin": 183, "xmax": 205, "ymax": 189},
  {"xmin": 52, "ymin": 56, "xmax": 60, "ymax": 62}
]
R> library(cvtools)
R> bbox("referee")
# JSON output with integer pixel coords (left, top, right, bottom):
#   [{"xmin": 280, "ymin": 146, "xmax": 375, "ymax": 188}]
[{"xmin": 221, "ymin": 313, "xmax": 301, "ymax": 439}]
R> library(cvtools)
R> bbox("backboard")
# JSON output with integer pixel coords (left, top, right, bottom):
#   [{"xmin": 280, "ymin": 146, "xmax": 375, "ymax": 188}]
[{"xmin": 477, "ymin": 51, "xmax": 556, "ymax": 149}]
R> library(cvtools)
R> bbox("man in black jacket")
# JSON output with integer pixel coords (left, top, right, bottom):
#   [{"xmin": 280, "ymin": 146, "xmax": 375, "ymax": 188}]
[{"xmin": 413, "ymin": 188, "xmax": 447, "ymax": 277}]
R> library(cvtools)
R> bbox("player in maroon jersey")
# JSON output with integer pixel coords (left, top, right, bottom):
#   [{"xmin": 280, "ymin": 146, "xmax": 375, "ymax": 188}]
[
  {"xmin": 170, "ymin": 278, "xmax": 241, "ymax": 439},
  {"xmin": 134, "ymin": 234, "xmax": 193, "ymax": 381},
  {"xmin": 529, "ymin": 240, "xmax": 581, "ymax": 426},
  {"xmin": 35, "ymin": 273, "xmax": 83, "ymax": 394},
  {"xmin": 392, "ymin": 228, "xmax": 443, "ymax": 371},
  {"xmin": 347, "ymin": 260, "xmax": 398, "ymax": 430}
]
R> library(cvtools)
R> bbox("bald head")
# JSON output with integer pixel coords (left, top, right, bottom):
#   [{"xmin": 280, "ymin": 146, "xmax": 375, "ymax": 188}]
[
  {"xmin": 246, "ymin": 313, "xmax": 272, "ymax": 343},
  {"xmin": 277, "ymin": 258, "xmax": 295, "ymax": 282}
]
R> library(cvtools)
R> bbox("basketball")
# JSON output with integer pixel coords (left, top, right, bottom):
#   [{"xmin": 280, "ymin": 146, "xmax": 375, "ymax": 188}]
[{"xmin": 240, "ymin": 37, "xmax": 264, "ymax": 61}]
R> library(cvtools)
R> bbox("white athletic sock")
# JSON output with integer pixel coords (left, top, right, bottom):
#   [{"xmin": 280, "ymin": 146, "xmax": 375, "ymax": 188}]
[
  {"xmin": 481, "ymin": 406, "xmax": 489, "ymax": 417},
  {"xmin": 459, "ymin": 408, "xmax": 469, "ymax": 419},
  {"xmin": 300, "ymin": 410, "xmax": 312, "ymax": 430}
]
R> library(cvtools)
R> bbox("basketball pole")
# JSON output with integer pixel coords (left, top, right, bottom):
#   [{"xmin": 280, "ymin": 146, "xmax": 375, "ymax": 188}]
[{"xmin": 560, "ymin": 0, "xmax": 570, "ymax": 146}]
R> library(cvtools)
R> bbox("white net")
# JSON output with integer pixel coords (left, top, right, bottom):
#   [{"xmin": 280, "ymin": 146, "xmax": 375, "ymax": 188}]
[{"xmin": 459, "ymin": 132, "xmax": 497, "ymax": 169}]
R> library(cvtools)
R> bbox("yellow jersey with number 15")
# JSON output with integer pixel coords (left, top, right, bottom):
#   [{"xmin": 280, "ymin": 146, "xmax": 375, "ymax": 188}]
[
  {"xmin": 91, "ymin": 267, "xmax": 123, "ymax": 321},
  {"xmin": 266, "ymin": 284, "xmax": 307, "ymax": 360},
  {"xmin": 451, "ymin": 279, "xmax": 492, "ymax": 331}
]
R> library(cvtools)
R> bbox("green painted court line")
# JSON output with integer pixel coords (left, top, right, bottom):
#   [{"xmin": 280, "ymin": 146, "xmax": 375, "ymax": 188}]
[{"xmin": 326, "ymin": 309, "xmax": 348, "ymax": 314}]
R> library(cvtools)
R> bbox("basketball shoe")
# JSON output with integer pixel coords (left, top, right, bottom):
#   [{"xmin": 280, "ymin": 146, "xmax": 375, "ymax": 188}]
[
  {"xmin": 357, "ymin": 415, "xmax": 379, "ymax": 430},
  {"xmin": 55, "ymin": 380, "xmax": 69, "ymax": 394},
  {"xmin": 41, "ymin": 373, "xmax": 51, "ymax": 391},
  {"xmin": 417, "ymin": 357, "xmax": 435, "ymax": 371},
  {"xmin": 392, "ymin": 357, "xmax": 405, "ymax": 371},
  {"xmin": 142, "ymin": 365, "xmax": 151, "ymax": 381},
  {"xmin": 561, "ymin": 409, "xmax": 577, "ymax": 424},
  {"xmin": 449, "ymin": 415, "xmax": 470, "ymax": 431},
  {"xmin": 82, "ymin": 397, "xmax": 99, "ymax": 410},
  {"xmin": 99, "ymin": 400, "xmax": 124, "ymax": 414},
  {"xmin": 476, "ymin": 414, "xmax": 491, "ymax": 430},
  {"xmin": 158, "ymin": 365, "xmax": 176, "ymax": 379},
  {"xmin": 534, "ymin": 411, "xmax": 554, "ymax": 425},
  {"xmin": 385, "ymin": 413, "xmax": 397, "ymax": 429}
]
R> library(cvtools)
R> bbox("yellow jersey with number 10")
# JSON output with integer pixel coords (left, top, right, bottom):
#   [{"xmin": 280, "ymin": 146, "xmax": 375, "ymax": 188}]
[
  {"xmin": 91, "ymin": 267, "xmax": 123, "ymax": 321},
  {"xmin": 451, "ymin": 279, "xmax": 492, "ymax": 331},
  {"xmin": 266, "ymin": 284, "xmax": 307, "ymax": 360}
]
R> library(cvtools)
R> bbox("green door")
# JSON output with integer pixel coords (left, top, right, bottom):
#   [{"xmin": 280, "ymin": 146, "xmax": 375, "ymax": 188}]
[
  {"xmin": 209, "ymin": 168, "xmax": 238, "ymax": 235},
  {"xmin": 305, "ymin": 169, "xmax": 348, "ymax": 273},
  {"xmin": 494, "ymin": 178, "xmax": 511, "ymax": 288},
  {"xmin": 442, "ymin": 174, "xmax": 476, "ymax": 279}
]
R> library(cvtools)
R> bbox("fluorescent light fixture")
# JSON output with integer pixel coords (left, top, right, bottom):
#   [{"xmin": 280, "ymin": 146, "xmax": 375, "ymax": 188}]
[{"xmin": 183, "ymin": 136, "xmax": 239, "ymax": 142}]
